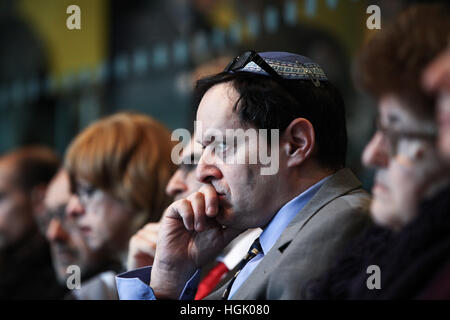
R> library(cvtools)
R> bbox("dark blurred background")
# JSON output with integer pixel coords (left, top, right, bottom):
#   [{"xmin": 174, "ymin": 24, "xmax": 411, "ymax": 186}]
[{"xmin": 0, "ymin": 0, "xmax": 434, "ymax": 189}]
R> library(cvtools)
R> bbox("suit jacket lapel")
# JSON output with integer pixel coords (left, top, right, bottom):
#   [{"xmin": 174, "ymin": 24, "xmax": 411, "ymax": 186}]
[
  {"xmin": 274, "ymin": 168, "xmax": 362, "ymax": 252},
  {"xmin": 229, "ymin": 168, "xmax": 362, "ymax": 299},
  {"xmin": 207, "ymin": 168, "xmax": 363, "ymax": 300}
]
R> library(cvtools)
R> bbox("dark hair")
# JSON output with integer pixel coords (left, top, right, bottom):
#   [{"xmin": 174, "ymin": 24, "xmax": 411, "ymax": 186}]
[
  {"xmin": 194, "ymin": 71, "xmax": 348, "ymax": 171},
  {"xmin": 5, "ymin": 146, "xmax": 60, "ymax": 192},
  {"xmin": 356, "ymin": 3, "xmax": 450, "ymax": 116}
]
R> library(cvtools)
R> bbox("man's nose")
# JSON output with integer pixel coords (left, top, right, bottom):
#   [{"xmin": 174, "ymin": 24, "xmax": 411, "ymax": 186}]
[
  {"xmin": 46, "ymin": 219, "xmax": 69, "ymax": 242},
  {"xmin": 166, "ymin": 170, "xmax": 188, "ymax": 197},
  {"xmin": 362, "ymin": 131, "xmax": 390, "ymax": 168},
  {"xmin": 196, "ymin": 152, "xmax": 223, "ymax": 184},
  {"xmin": 66, "ymin": 195, "xmax": 85, "ymax": 219}
]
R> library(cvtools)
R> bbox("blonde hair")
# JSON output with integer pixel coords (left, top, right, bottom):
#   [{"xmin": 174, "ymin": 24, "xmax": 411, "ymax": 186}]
[{"xmin": 65, "ymin": 112, "xmax": 176, "ymax": 223}]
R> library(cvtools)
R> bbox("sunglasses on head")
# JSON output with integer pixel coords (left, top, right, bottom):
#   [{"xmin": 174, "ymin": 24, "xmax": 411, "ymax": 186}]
[{"xmin": 224, "ymin": 50, "xmax": 321, "ymax": 87}]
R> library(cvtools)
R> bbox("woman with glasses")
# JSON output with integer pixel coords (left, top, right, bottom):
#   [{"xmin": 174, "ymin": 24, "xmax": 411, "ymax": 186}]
[
  {"xmin": 63, "ymin": 112, "xmax": 176, "ymax": 298},
  {"xmin": 306, "ymin": 3, "xmax": 450, "ymax": 299}
]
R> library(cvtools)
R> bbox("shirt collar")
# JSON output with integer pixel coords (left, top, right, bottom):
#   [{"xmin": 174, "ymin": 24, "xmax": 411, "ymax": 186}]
[{"xmin": 259, "ymin": 175, "xmax": 331, "ymax": 255}]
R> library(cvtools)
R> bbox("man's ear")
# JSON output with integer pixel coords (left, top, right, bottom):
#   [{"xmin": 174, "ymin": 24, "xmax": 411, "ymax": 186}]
[{"xmin": 281, "ymin": 118, "xmax": 315, "ymax": 168}]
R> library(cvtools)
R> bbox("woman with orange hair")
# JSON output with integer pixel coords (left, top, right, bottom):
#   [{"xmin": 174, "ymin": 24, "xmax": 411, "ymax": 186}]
[{"xmin": 63, "ymin": 112, "xmax": 176, "ymax": 293}]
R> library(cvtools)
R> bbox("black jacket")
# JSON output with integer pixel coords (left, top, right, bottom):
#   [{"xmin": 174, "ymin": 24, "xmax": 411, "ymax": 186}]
[
  {"xmin": 307, "ymin": 186, "xmax": 450, "ymax": 299},
  {"xmin": 0, "ymin": 231, "xmax": 66, "ymax": 300}
]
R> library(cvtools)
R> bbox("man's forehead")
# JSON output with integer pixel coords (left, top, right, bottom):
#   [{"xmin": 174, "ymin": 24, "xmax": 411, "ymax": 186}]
[{"xmin": 195, "ymin": 83, "xmax": 242, "ymax": 141}]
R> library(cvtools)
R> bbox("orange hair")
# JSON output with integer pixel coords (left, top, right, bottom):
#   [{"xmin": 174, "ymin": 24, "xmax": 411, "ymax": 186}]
[
  {"xmin": 356, "ymin": 3, "xmax": 450, "ymax": 115},
  {"xmin": 65, "ymin": 112, "xmax": 176, "ymax": 223}
]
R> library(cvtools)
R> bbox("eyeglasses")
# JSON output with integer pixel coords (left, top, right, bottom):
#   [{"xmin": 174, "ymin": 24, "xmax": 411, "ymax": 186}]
[
  {"xmin": 224, "ymin": 50, "xmax": 321, "ymax": 87},
  {"xmin": 376, "ymin": 117, "xmax": 437, "ymax": 157},
  {"xmin": 37, "ymin": 204, "xmax": 75, "ymax": 235}
]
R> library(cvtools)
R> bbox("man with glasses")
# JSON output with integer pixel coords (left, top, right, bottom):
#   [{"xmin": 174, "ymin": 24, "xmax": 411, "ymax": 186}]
[
  {"xmin": 41, "ymin": 169, "xmax": 120, "ymax": 299},
  {"xmin": 307, "ymin": 4, "xmax": 450, "ymax": 299},
  {"xmin": 0, "ymin": 146, "xmax": 63, "ymax": 299},
  {"xmin": 116, "ymin": 51, "xmax": 371, "ymax": 300}
]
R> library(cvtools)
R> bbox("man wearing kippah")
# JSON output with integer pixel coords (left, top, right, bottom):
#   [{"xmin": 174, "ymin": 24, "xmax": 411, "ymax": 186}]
[{"xmin": 116, "ymin": 51, "xmax": 371, "ymax": 300}]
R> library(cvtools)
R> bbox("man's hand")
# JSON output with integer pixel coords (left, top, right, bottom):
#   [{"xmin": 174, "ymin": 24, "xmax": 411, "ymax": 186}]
[
  {"xmin": 127, "ymin": 222, "xmax": 160, "ymax": 270},
  {"xmin": 150, "ymin": 184, "xmax": 242, "ymax": 299}
]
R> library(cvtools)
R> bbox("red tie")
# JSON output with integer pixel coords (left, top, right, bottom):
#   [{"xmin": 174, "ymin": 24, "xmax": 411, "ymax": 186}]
[{"xmin": 195, "ymin": 261, "xmax": 229, "ymax": 300}]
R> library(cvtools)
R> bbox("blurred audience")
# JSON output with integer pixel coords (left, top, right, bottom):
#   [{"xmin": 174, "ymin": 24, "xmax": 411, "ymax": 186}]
[
  {"xmin": 166, "ymin": 137, "xmax": 204, "ymax": 202},
  {"xmin": 41, "ymin": 169, "xmax": 122, "ymax": 299},
  {"xmin": 0, "ymin": 146, "xmax": 64, "ymax": 299},
  {"xmin": 419, "ymin": 48, "xmax": 450, "ymax": 299},
  {"xmin": 307, "ymin": 3, "xmax": 450, "ymax": 299},
  {"xmin": 40, "ymin": 170, "xmax": 73, "ymax": 288},
  {"xmin": 424, "ymin": 49, "xmax": 450, "ymax": 163},
  {"xmin": 62, "ymin": 112, "xmax": 176, "ymax": 299}
]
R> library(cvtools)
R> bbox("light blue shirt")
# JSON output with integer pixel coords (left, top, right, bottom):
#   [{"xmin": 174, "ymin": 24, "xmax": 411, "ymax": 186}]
[{"xmin": 116, "ymin": 176, "xmax": 329, "ymax": 300}]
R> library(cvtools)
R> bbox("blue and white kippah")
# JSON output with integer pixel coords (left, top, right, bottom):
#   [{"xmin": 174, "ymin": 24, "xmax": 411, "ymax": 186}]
[{"xmin": 237, "ymin": 51, "xmax": 328, "ymax": 81}]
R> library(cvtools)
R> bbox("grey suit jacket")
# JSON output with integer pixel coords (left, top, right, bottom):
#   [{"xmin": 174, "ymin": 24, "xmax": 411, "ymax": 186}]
[
  {"xmin": 66, "ymin": 271, "xmax": 119, "ymax": 300},
  {"xmin": 206, "ymin": 168, "xmax": 371, "ymax": 300}
]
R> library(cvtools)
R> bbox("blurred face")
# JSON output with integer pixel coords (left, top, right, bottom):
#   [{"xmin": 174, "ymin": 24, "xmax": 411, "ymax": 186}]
[
  {"xmin": 166, "ymin": 139, "xmax": 203, "ymax": 201},
  {"xmin": 41, "ymin": 170, "xmax": 94, "ymax": 283},
  {"xmin": 0, "ymin": 160, "xmax": 34, "ymax": 250},
  {"xmin": 66, "ymin": 178, "xmax": 136, "ymax": 262},
  {"xmin": 362, "ymin": 95, "xmax": 443, "ymax": 230},
  {"xmin": 437, "ymin": 91, "xmax": 450, "ymax": 161},
  {"xmin": 422, "ymin": 50, "xmax": 450, "ymax": 162},
  {"xmin": 195, "ymin": 83, "xmax": 282, "ymax": 229}
]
